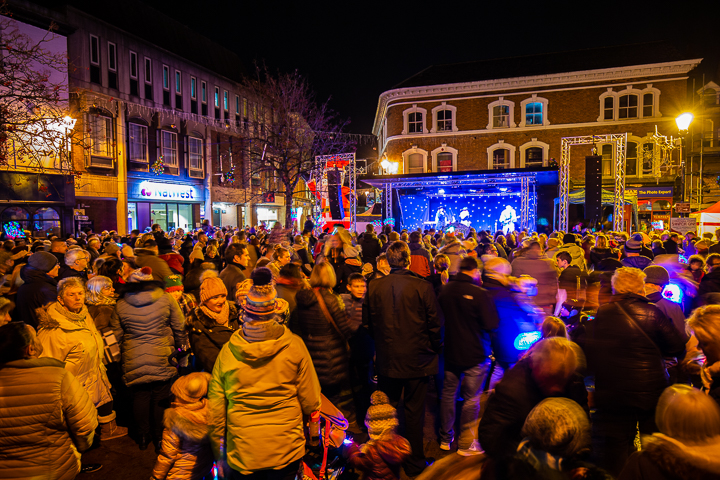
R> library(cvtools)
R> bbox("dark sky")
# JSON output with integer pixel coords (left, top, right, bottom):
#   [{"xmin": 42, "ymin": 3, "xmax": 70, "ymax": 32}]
[{"xmin": 146, "ymin": 0, "xmax": 717, "ymax": 136}]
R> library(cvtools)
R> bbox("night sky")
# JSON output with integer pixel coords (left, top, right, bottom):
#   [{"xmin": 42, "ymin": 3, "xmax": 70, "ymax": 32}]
[{"xmin": 144, "ymin": 1, "xmax": 716, "ymax": 138}]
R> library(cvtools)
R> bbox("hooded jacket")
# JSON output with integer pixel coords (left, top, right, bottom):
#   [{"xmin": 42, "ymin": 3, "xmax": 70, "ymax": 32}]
[
  {"xmin": 295, "ymin": 287, "xmax": 353, "ymax": 387},
  {"xmin": 208, "ymin": 327, "xmax": 322, "ymax": 475},
  {"xmin": 408, "ymin": 242, "xmax": 434, "ymax": 278},
  {"xmin": 15, "ymin": 265, "xmax": 58, "ymax": 328},
  {"xmin": 359, "ymin": 233, "xmax": 382, "ymax": 268},
  {"xmin": 0, "ymin": 357, "xmax": 97, "ymax": 480},
  {"xmin": 111, "ymin": 283, "xmax": 187, "ymax": 386},
  {"xmin": 554, "ymin": 243, "xmax": 587, "ymax": 272},
  {"xmin": 186, "ymin": 303, "xmax": 240, "ymax": 373},
  {"xmin": 619, "ymin": 433, "xmax": 720, "ymax": 480},
  {"xmin": 134, "ymin": 249, "xmax": 173, "ymax": 283},
  {"xmin": 438, "ymin": 240, "xmax": 466, "ymax": 275},
  {"xmin": 151, "ymin": 399, "xmax": 214, "ymax": 480},
  {"xmin": 589, "ymin": 247, "xmax": 619, "ymax": 269},
  {"xmin": 510, "ymin": 250, "xmax": 559, "ymax": 306},
  {"xmin": 38, "ymin": 303, "xmax": 113, "ymax": 408}
]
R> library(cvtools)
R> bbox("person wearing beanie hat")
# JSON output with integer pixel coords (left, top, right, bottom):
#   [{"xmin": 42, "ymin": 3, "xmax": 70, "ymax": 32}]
[
  {"xmin": 151, "ymin": 372, "xmax": 215, "ymax": 480},
  {"xmin": 621, "ymin": 234, "xmax": 653, "ymax": 270},
  {"xmin": 237, "ymin": 267, "xmax": 289, "ymax": 325},
  {"xmin": 345, "ymin": 390, "xmax": 411, "ymax": 480},
  {"xmin": 185, "ymin": 276, "xmax": 240, "ymax": 373},
  {"xmin": 15, "ymin": 251, "xmax": 60, "ymax": 328},
  {"xmin": 101, "ymin": 242, "xmax": 121, "ymax": 260},
  {"xmin": 165, "ymin": 274, "xmax": 197, "ymax": 318},
  {"xmin": 643, "ymin": 265, "xmax": 688, "ymax": 350}
]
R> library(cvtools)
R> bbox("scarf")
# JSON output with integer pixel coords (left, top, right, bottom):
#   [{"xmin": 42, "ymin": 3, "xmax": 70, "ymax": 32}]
[
  {"xmin": 199, "ymin": 301, "xmax": 230, "ymax": 327},
  {"xmin": 242, "ymin": 318, "xmax": 284, "ymax": 343},
  {"xmin": 53, "ymin": 302, "xmax": 89, "ymax": 326}
]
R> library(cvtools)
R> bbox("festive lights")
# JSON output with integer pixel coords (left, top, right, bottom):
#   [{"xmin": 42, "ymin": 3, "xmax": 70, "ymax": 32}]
[{"xmin": 151, "ymin": 155, "xmax": 165, "ymax": 175}]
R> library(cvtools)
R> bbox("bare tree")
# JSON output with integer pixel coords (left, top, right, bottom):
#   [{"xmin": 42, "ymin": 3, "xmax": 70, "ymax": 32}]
[
  {"xmin": 241, "ymin": 66, "xmax": 355, "ymax": 228},
  {"xmin": 0, "ymin": 5, "xmax": 82, "ymax": 177}
]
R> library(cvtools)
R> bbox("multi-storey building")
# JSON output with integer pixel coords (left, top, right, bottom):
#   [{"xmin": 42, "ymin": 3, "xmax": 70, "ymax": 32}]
[{"xmin": 372, "ymin": 43, "xmax": 710, "ymax": 230}]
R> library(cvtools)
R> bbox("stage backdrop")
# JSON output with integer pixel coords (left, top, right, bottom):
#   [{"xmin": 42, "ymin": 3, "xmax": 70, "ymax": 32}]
[{"xmin": 400, "ymin": 194, "xmax": 522, "ymax": 232}]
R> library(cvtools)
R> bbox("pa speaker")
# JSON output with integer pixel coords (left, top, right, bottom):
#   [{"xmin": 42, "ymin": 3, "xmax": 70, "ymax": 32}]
[
  {"xmin": 585, "ymin": 155, "xmax": 602, "ymax": 223},
  {"xmin": 326, "ymin": 169, "xmax": 344, "ymax": 220}
]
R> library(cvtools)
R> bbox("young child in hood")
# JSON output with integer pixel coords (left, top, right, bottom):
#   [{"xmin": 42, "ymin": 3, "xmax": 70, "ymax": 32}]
[
  {"xmin": 345, "ymin": 391, "xmax": 411, "ymax": 480},
  {"xmin": 151, "ymin": 372, "xmax": 214, "ymax": 480}
]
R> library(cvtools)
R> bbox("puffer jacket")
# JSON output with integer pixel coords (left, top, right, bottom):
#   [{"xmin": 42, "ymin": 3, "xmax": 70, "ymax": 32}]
[
  {"xmin": 134, "ymin": 249, "xmax": 173, "ymax": 283},
  {"xmin": 111, "ymin": 282, "xmax": 187, "ymax": 386},
  {"xmin": 438, "ymin": 240, "xmax": 466, "ymax": 275},
  {"xmin": 582, "ymin": 294, "xmax": 686, "ymax": 410},
  {"xmin": 208, "ymin": 327, "xmax": 322, "ymax": 475},
  {"xmin": 346, "ymin": 434, "xmax": 412, "ymax": 480},
  {"xmin": 38, "ymin": 303, "xmax": 113, "ymax": 408},
  {"xmin": 554, "ymin": 242, "xmax": 587, "ymax": 272},
  {"xmin": 510, "ymin": 250, "xmax": 559, "ymax": 306},
  {"xmin": 408, "ymin": 242, "xmax": 434, "ymax": 278},
  {"xmin": 186, "ymin": 304, "xmax": 240, "ymax": 373},
  {"xmin": 295, "ymin": 287, "xmax": 353, "ymax": 387},
  {"xmin": 619, "ymin": 433, "xmax": 720, "ymax": 480},
  {"xmin": 151, "ymin": 399, "xmax": 214, "ymax": 480},
  {"xmin": 0, "ymin": 357, "xmax": 97, "ymax": 480}
]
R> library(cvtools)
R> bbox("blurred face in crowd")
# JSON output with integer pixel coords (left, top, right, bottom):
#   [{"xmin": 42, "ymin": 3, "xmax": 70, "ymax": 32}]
[
  {"xmin": 51, "ymin": 241, "xmax": 67, "ymax": 254},
  {"xmin": 328, "ymin": 236, "xmax": 340, "ymax": 249},
  {"xmin": 72, "ymin": 252, "xmax": 89, "ymax": 271},
  {"xmin": 58, "ymin": 286, "xmax": 85, "ymax": 313},
  {"xmin": 557, "ymin": 258, "xmax": 570, "ymax": 270},
  {"xmin": 348, "ymin": 279, "xmax": 367, "ymax": 300},
  {"xmin": 101, "ymin": 285, "xmax": 115, "ymax": 297},
  {"xmin": 169, "ymin": 290, "xmax": 183, "ymax": 302},
  {"xmin": 47, "ymin": 263, "xmax": 60, "ymax": 278},
  {"xmin": 690, "ymin": 261, "xmax": 703, "ymax": 272},
  {"xmin": 205, "ymin": 293, "xmax": 227, "ymax": 313},
  {"xmin": 377, "ymin": 258, "xmax": 391, "ymax": 275},
  {"xmin": 278, "ymin": 251, "xmax": 291, "ymax": 266},
  {"xmin": 486, "ymin": 245, "xmax": 498, "ymax": 257},
  {"xmin": 234, "ymin": 250, "xmax": 250, "ymax": 268}
]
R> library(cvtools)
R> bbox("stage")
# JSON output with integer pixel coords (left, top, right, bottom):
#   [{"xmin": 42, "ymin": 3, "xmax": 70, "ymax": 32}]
[{"xmin": 361, "ymin": 167, "xmax": 559, "ymax": 233}]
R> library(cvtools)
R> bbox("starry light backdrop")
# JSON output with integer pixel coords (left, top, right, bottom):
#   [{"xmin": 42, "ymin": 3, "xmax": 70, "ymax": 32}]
[{"xmin": 398, "ymin": 189, "xmax": 523, "ymax": 232}]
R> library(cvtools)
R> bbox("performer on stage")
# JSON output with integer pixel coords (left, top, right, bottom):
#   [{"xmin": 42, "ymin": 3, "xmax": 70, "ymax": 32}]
[
  {"xmin": 459, "ymin": 207, "xmax": 471, "ymax": 227},
  {"xmin": 435, "ymin": 206, "xmax": 448, "ymax": 230},
  {"xmin": 499, "ymin": 205, "xmax": 518, "ymax": 234}
]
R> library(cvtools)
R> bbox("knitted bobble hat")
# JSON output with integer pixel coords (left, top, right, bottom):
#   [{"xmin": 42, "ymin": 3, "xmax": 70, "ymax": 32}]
[
  {"xmin": 200, "ymin": 276, "xmax": 227, "ymax": 304},
  {"xmin": 165, "ymin": 274, "xmax": 184, "ymax": 292},
  {"xmin": 127, "ymin": 266, "xmax": 153, "ymax": 283},
  {"xmin": 365, "ymin": 391, "xmax": 398, "ymax": 441}
]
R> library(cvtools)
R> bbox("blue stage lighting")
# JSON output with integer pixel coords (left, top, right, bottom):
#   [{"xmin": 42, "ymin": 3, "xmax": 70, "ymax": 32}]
[{"xmin": 514, "ymin": 331, "xmax": 542, "ymax": 351}]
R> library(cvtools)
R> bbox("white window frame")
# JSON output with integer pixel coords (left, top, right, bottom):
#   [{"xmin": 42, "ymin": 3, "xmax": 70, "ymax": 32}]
[
  {"xmin": 624, "ymin": 136, "xmax": 642, "ymax": 177},
  {"xmin": 487, "ymin": 98, "xmax": 516, "ymax": 129},
  {"xmin": 519, "ymin": 95, "xmax": 549, "ymax": 127},
  {"xmin": 89, "ymin": 35, "xmax": 100, "ymax": 66},
  {"xmin": 698, "ymin": 82, "xmax": 720, "ymax": 105},
  {"xmin": 402, "ymin": 147, "xmax": 428, "ymax": 174},
  {"xmin": 519, "ymin": 139, "xmax": 549, "ymax": 168},
  {"xmin": 129, "ymin": 51, "xmax": 138, "ymax": 79},
  {"xmin": 161, "ymin": 130, "xmax": 178, "ymax": 167},
  {"xmin": 401, "ymin": 105, "xmax": 428, "ymax": 135},
  {"xmin": 107, "ymin": 42, "xmax": 117, "ymax": 72},
  {"xmin": 598, "ymin": 85, "xmax": 661, "ymax": 122},
  {"xmin": 214, "ymin": 87, "xmax": 220, "ymax": 108},
  {"xmin": 144, "ymin": 57, "xmax": 152, "ymax": 84},
  {"xmin": 190, "ymin": 77, "xmax": 197, "ymax": 99},
  {"xmin": 88, "ymin": 113, "xmax": 114, "ymax": 158},
  {"xmin": 430, "ymin": 102, "xmax": 458, "ymax": 133},
  {"xmin": 618, "ymin": 92, "xmax": 640, "ymax": 120},
  {"xmin": 431, "ymin": 144, "xmax": 458, "ymax": 172},
  {"xmin": 600, "ymin": 143, "xmax": 615, "ymax": 177},
  {"xmin": 201, "ymin": 81, "xmax": 207, "ymax": 104},
  {"xmin": 223, "ymin": 91, "xmax": 229, "ymax": 111},
  {"xmin": 188, "ymin": 136, "xmax": 204, "ymax": 175},
  {"xmin": 175, "ymin": 70, "xmax": 182, "ymax": 94},
  {"xmin": 162, "ymin": 65, "xmax": 170, "ymax": 90},
  {"xmin": 487, "ymin": 141, "xmax": 516, "ymax": 169},
  {"xmin": 128, "ymin": 123, "xmax": 148, "ymax": 163}
]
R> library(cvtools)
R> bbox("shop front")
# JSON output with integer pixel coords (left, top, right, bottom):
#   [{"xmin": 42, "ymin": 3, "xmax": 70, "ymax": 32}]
[
  {"xmin": 127, "ymin": 177, "xmax": 204, "ymax": 232},
  {"xmin": 631, "ymin": 186, "xmax": 674, "ymax": 232},
  {"xmin": 0, "ymin": 172, "xmax": 75, "ymax": 238}
]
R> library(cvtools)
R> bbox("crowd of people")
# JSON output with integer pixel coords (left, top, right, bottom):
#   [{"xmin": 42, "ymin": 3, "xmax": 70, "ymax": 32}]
[{"xmin": 1, "ymin": 218, "xmax": 720, "ymax": 480}]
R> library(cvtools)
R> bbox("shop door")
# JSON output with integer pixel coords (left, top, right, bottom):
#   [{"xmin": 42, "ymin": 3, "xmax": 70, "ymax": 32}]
[{"xmin": 212, "ymin": 208, "xmax": 221, "ymax": 226}]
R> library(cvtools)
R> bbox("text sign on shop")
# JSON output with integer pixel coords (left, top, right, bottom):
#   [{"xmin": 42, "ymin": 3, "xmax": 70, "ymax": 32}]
[
  {"xmin": 137, "ymin": 181, "xmax": 198, "ymax": 200},
  {"xmin": 670, "ymin": 217, "xmax": 697, "ymax": 235},
  {"xmin": 631, "ymin": 186, "xmax": 674, "ymax": 198},
  {"xmin": 675, "ymin": 203, "xmax": 691, "ymax": 213}
]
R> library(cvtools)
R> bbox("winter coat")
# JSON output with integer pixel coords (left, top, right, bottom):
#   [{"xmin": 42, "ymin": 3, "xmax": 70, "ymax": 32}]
[
  {"xmin": 646, "ymin": 291, "xmax": 688, "ymax": 342},
  {"xmin": 581, "ymin": 294, "xmax": 686, "ymax": 410},
  {"xmin": 408, "ymin": 242, "xmax": 434, "ymax": 278},
  {"xmin": 663, "ymin": 239, "xmax": 680, "ymax": 254},
  {"xmin": 87, "ymin": 303, "xmax": 115, "ymax": 333},
  {"xmin": 218, "ymin": 263, "xmax": 246, "ymax": 302},
  {"xmin": 478, "ymin": 357, "xmax": 588, "ymax": 460},
  {"xmin": 159, "ymin": 252, "xmax": 185, "ymax": 275},
  {"xmin": 346, "ymin": 433, "xmax": 412, "ymax": 480},
  {"xmin": 589, "ymin": 247, "xmax": 618, "ymax": 269},
  {"xmin": 621, "ymin": 255, "xmax": 653, "ymax": 270},
  {"xmin": 554, "ymin": 243, "xmax": 587, "ymax": 272},
  {"xmin": 295, "ymin": 287, "xmax": 353, "ymax": 387},
  {"xmin": 38, "ymin": 302, "xmax": 113, "ymax": 408},
  {"xmin": 186, "ymin": 304, "xmax": 240, "ymax": 373},
  {"xmin": 0, "ymin": 357, "xmax": 98, "ymax": 480},
  {"xmin": 111, "ymin": 283, "xmax": 187, "ymax": 386},
  {"xmin": 510, "ymin": 250, "xmax": 559, "ymax": 306},
  {"xmin": 276, "ymin": 278, "xmax": 304, "ymax": 315},
  {"xmin": 208, "ymin": 327, "xmax": 322, "ymax": 475},
  {"xmin": 618, "ymin": 433, "xmax": 720, "ymax": 480},
  {"xmin": 439, "ymin": 240, "xmax": 466, "ymax": 275},
  {"xmin": 57, "ymin": 266, "xmax": 88, "ymax": 282},
  {"xmin": 439, "ymin": 273, "xmax": 499, "ymax": 368},
  {"xmin": 135, "ymin": 249, "xmax": 173, "ymax": 283},
  {"xmin": 359, "ymin": 233, "xmax": 382, "ymax": 268},
  {"xmin": 15, "ymin": 265, "xmax": 58, "ymax": 328},
  {"xmin": 294, "ymin": 245, "xmax": 314, "ymax": 277},
  {"xmin": 151, "ymin": 399, "xmax": 214, "ymax": 480},
  {"xmin": 698, "ymin": 269, "xmax": 720, "ymax": 300},
  {"xmin": 366, "ymin": 268, "xmax": 443, "ymax": 378}
]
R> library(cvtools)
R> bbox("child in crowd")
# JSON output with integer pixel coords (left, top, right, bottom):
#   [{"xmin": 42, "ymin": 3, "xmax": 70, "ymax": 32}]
[
  {"xmin": 541, "ymin": 316, "xmax": 568, "ymax": 339},
  {"xmin": 688, "ymin": 255, "xmax": 705, "ymax": 283},
  {"xmin": 165, "ymin": 274, "xmax": 197, "ymax": 318},
  {"xmin": 151, "ymin": 373, "xmax": 214, "ymax": 480},
  {"xmin": 341, "ymin": 273, "xmax": 366, "ymax": 334}
]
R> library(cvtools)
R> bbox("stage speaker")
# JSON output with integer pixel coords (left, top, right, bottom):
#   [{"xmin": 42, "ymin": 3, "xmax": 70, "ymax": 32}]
[
  {"xmin": 327, "ymin": 168, "xmax": 344, "ymax": 220},
  {"xmin": 585, "ymin": 155, "xmax": 602, "ymax": 224}
]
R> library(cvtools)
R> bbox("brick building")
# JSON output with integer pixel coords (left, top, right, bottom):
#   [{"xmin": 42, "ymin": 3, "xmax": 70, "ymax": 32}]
[{"xmin": 372, "ymin": 43, "xmax": 707, "ymax": 230}]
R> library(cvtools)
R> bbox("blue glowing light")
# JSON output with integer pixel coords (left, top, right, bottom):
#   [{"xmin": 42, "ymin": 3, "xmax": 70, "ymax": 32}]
[
  {"xmin": 343, "ymin": 437, "xmax": 353, "ymax": 445},
  {"xmin": 514, "ymin": 331, "xmax": 542, "ymax": 351},
  {"xmin": 662, "ymin": 283, "xmax": 683, "ymax": 304}
]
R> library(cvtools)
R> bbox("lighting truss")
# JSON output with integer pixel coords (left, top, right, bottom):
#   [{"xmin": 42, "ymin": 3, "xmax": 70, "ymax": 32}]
[
  {"xmin": 384, "ymin": 183, "xmax": 392, "ymax": 222},
  {"xmin": 521, "ymin": 177, "xmax": 530, "ymax": 230},
  {"xmin": 559, "ymin": 134, "xmax": 627, "ymax": 232},
  {"xmin": 313, "ymin": 153, "xmax": 364, "ymax": 231}
]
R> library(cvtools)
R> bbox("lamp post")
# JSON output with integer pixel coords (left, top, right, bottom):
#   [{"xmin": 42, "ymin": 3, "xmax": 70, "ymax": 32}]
[{"xmin": 675, "ymin": 112, "xmax": 693, "ymax": 205}]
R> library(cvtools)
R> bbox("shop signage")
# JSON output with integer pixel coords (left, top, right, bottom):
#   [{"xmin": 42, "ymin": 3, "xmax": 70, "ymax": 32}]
[
  {"xmin": 630, "ymin": 186, "xmax": 674, "ymax": 198},
  {"xmin": 74, "ymin": 215, "xmax": 89, "ymax": 220},
  {"xmin": 670, "ymin": 217, "xmax": 697, "ymax": 234},
  {"xmin": 675, "ymin": 203, "xmax": 691, "ymax": 213},
  {"xmin": 651, "ymin": 221, "xmax": 665, "ymax": 230},
  {"xmin": 137, "ymin": 181, "xmax": 198, "ymax": 201}
]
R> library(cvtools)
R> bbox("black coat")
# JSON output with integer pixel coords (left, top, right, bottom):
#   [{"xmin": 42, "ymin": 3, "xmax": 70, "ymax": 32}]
[
  {"xmin": 358, "ymin": 233, "xmax": 382, "ymax": 268},
  {"xmin": 581, "ymin": 294, "xmax": 686, "ymax": 410},
  {"xmin": 438, "ymin": 273, "xmax": 498, "ymax": 369},
  {"xmin": 589, "ymin": 247, "xmax": 617, "ymax": 268},
  {"xmin": 186, "ymin": 303, "xmax": 240, "ymax": 372},
  {"xmin": 15, "ymin": 265, "xmax": 58, "ymax": 328},
  {"xmin": 295, "ymin": 287, "xmax": 353, "ymax": 387},
  {"xmin": 365, "ymin": 268, "xmax": 443, "ymax": 378},
  {"xmin": 698, "ymin": 269, "xmax": 720, "ymax": 299},
  {"xmin": 478, "ymin": 357, "xmax": 589, "ymax": 459}
]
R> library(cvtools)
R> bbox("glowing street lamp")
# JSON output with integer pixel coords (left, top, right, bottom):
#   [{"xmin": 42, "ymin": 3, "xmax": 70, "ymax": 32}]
[
  {"xmin": 675, "ymin": 112, "xmax": 694, "ymax": 132},
  {"xmin": 675, "ymin": 112, "xmax": 694, "ymax": 204}
]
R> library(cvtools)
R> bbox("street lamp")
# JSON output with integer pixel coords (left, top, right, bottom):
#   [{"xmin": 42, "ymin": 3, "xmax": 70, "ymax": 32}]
[{"xmin": 675, "ymin": 112, "xmax": 694, "ymax": 204}]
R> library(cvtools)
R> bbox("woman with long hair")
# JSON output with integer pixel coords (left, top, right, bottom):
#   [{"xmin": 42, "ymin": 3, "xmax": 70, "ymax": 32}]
[{"xmin": 589, "ymin": 234, "xmax": 619, "ymax": 269}]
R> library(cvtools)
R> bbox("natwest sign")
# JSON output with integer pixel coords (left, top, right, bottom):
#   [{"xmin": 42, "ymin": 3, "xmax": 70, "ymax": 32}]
[{"xmin": 137, "ymin": 181, "xmax": 198, "ymax": 200}]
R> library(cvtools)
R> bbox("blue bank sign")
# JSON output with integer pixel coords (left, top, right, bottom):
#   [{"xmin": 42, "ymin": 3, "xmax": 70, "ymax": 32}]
[{"xmin": 132, "ymin": 180, "xmax": 200, "ymax": 201}]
